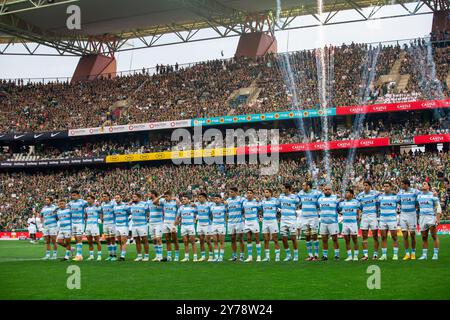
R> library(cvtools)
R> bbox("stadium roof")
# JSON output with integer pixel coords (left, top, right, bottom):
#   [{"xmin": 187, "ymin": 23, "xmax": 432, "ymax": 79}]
[{"xmin": 0, "ymin": 0, "xmax": 445, "ymax": 56}]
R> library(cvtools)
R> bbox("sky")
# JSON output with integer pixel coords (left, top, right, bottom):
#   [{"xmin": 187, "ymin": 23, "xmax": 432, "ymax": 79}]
[{"xmin": 0, "ymin": 3, "xmax": 434, "ymax": 80}]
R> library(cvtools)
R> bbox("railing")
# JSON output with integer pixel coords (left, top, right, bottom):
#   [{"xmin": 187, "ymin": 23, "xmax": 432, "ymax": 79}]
[{"xmin": 1, "ymin": 36, "xmax": 448, "ymax": 85}]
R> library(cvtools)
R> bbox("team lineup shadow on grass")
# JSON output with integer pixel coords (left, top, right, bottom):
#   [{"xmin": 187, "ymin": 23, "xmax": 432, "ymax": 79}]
[{"xmin": 0, "ymin": 238, "xmax": 448, "ymax": 300}]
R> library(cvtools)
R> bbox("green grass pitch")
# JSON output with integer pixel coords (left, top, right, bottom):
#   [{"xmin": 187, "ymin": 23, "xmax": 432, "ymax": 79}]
[{"xmin": 0, "ymin": 237, "xmax": 449, "ymax": 300}]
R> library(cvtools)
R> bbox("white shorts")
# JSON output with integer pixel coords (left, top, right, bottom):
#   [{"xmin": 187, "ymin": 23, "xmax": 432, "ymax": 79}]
[
  {"xmin": 399, "ymin": 214, "xmax": 417, "ymax": 231},
  {"xmin": 378, "ymin": 220, "xmax": 397, "ymax": 231},
  {"xmin": 115, "ymin": 226, "xmax": 129, "ymax": 237},
  {"xmin": 181, "ymin": 225, "xmax": 196, "ymax": 237},
  {"xmin": 162, "ymin": 222, "xmax": 177, "ymax": 234},
  {"xmin": 28, "ymin": 226, "xmax": 37, "ymax": 234},
  {"xmin": 301, "ymin": 217, "xmax": 319, "ymax": 234},
  {"xmin": 280, "ymin": 221, "xmax": 296, "ymax": 237},
  {"xmin": 132, "ymin": 226, "xmax": 148, "ymax": 238},
  {"xmin": 85, "ymin": 224, "xmax": 100, "ymax": 236},
  {"xmin": 197, "ymin": 224, "xmax": 211, "ymax": 236},
  {"xmin": 262, "ymin": 222, "xmax": 279, "ymax": 235},
  {"xmin": 149, "ymin": 223, "xmax": 163, "ymax": 238},
  {"xmin": 42, "ymin": 227, "xmax": 58, "ymax": 237},
  {"xmin": 320, "ymin": 223, "xmax": 339, "ymax": 235},
  {"xmin": 342, "ymin": 223, "xmax": 358, "ymax": 236},
  {"xmin": 296, "ymin": 216, "xmax": 303, "ymax": 229},
  {"xmin": 419, "ymin": 215, "xmax": 436, "ymax": 232},
  {"xmin": 244, "ymin": 221, "xmax": 260, "ymax": 234},
  {"xmin": 57, "ymin": 229, "xmax": 72, "ymax": 239},
  {"xmin": 227, "ymin": 223, "xmax": 244, "ymax": 235},
  {"xmin": 360, "ymin": 215, "xmax": 379, "ymax": 230},
  {"xmin": 210, "ymin": 224, "xmax": 226, "ymax": 235},
  {"xmin": 103, "ymin": 224, "xmax": 116, "ymax": 236},
  {"xmin": 72, "ymin": 224, "xmax": 85, "ymax": 236}
]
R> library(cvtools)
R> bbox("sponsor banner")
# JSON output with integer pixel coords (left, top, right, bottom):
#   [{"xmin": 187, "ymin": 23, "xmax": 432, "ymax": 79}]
[
  {"xmin": 105, "ymin": 148, "xmax": 236, "ymax": 163},
  {"xmin": 68, "ymin": 120, "xmax": 191, "ymax": 137},
  {"xmin": 0, "ymin": 157, "xmax": 105, "ymax": 169},
  {"xmin": 0, "ymin": 130, "xmax": 68, "ymax": 142},
  {"xmin": 236, "ymin": 138, "xmax": 390, "ymax": 155},
  {"xmin": 192, "ymin": 109, "xmax": 336, "ymax": 126},
  {"xmin": 413, "ymin": 133, "xmax": 450, "ymax": 144},
  {"xmin": 192, "ymin": 99, "xmax": 449, "ymax": 127},
  {"xmin": 336, "ymin": 99, "xmax": 450, "ymax": 115}
]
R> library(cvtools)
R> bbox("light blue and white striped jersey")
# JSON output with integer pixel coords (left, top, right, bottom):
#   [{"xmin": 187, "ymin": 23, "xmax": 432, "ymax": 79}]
[
  {"xmin": 101, "ymin": 201, "xmax": 115, "ymax": 225},
  {"xmin": 68, "ymin": 199, "xmax": 88, "ymax": 225},
  {"xmin": 129, "ymin": 201, "xmax": 149, "ymax": 227},
  {"xmin": 211, "ymin": 204, "xmax": 226, "ymax": 226},
  {"xmin": 417, "ymin": 192, "xmax": 439, "ymax": 216},
  {"xmin": 278, "ymin": 193, "xmax": 300, "ymax": 222},
  {"xmin": 261, "ymin": 197, "xmax": 280, "ymax": 222},
  {"xmin": 226, "ymin": 196, "xmax": 244, "ymax": 224},
  {"xmin": 377, "ymin": 194, "xmax": 399, "ymax": 222},
  {"xmin": 195, "ymin": 201, "xmax": 212, "ymax": 225},
  {"xmin": 85, "ymin": 204, "xmax": 102, "ymax": 226},
  {"xmin": 41, "ymin": 204, "xmax": 58, "ymax": 228},
  {"xmin": 147, "ymin": 200, "xmax": 163, "ymax": 225},
  {"xmin": 318, "ymin": 195, "xmax": 339, "ymax": 224},
  {"xmin": 177, "ymin": 205, "xmax": 197, "ymax": 226},
  {"xmin": 298, "ymin": 189, "xmax": 322, "ymax": 218},
  {"xmin": 242, "ymin": 199, "xmax": 261, "ymax": 222},
  {"xmin": 397, "ymin": 188, "xmax": 419, "ymax": 216},
  {"xmin": 356, "ymin": 190, "xmax": 379, "ymax": 216},
  {"xmin": 113, "ymin": 203, "xmax": 130, "ymax": 227},
  {"xmin": 338, "ymin": 199, "xmax": 361, "ymax": 224},
  {"xmin": 160, "ymin": 198, "xmax": 178, "ymax": 224},
  {"xmin": 56, "ymin": 207, "xmax": 71, "ymax": 231}
]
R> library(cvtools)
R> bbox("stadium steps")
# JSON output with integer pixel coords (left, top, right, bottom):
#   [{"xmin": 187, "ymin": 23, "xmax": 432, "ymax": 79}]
[
  {"xmin": 377, "ymin": 52, "xmax": 409, "ymax": 90},
  {"xmin": 389, "ymin": 51, "xmax": 406, "ymax": 75},
  {"xmin": 397, "ymin": 74, "xmax": 411, "ymax": 91}
]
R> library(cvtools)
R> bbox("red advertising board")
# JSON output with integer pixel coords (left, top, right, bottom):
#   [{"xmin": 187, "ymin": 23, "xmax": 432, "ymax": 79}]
[
  {"xmin": 413, "ymin": 134, "xmax": 450, "ymax": 144},
  {"xmin": 335, "ymin": 99, "xmax": 450, "ymax": 115},
  {"xmin": 237, "ymin": 138, "xmax": 390, "ymax": 155}
]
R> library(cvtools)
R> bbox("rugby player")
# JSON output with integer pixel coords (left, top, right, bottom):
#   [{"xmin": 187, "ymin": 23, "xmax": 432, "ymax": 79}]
[
  {"xmin": 157, "ymin": 191, "xmax": 180, "ymax": 261},
  {"xmin": 84, "ymin": 195, "xmax": 102, "ymax": 261},
  {"xmin": 298, "ymin": 181, "xmax": 322, "ymax": 261},
  {"xmin": 377, "ymin": 181, "xmax": 399, "ymax": 261},
  {"xmin": 225, "ymin": 187, "xmax": 245, "ymax": 261},
  {"xmin": 417, "ymin": 181, "xmax": 441, "ymax": 260},
  {"xmin": 40, "ymin": 196, "xmax": 58, "ymax": 260},
  {"xmin": 177, "ymin": 195, "xmax": 198, "ymax": 262},
  {"xmin": 338, "ymin": 189, "xmax": 361, "ymax": 261},
  {"xmin": 318, "ymin": 185, "xmax": 340, "ymax": 261},
  {"xmin": 101, "ymin": 192, "xmax": 117, "ymax": 261},
  {"xmin": 129, "ymin": 193, "xmax": 150, "ymax": 262},
  {"xmin": 242, "ymin": 190, "xmax": 262, "ymax": 262},
  {"xmin": 147, "ymin": 190, "xmax": 164, "ymax": 261},
  {"xmin": 261, "ymin": 189, "xmax": 280, "ymax": 262},
  {"xmin": 195, "ymin": 192, "xmax": 214, "ymax": 262},
  {"xmin": 210, "ymin": 194, "xmax": 226, "ymax": 261},
  {"xmin": 278, "ymin": 184, "xmax": 300, "ymax": 261},
  {"xmin": 55, "ymin": 199, "xmax": 72, "ymax": 261},
  {"xmin": 67, "ymin": 190, "xmax": 88, "ymax": 261},
  {"xmin": 356, "ymin": 181, "xmax": 380, "ymax": 260},
  {"xmin": 397, "ymin": 179, "xmax": 419, "ymax": 260},
  {"xmin": 113, "ymin": 194, "xmax": 130, "ymax": 261}
]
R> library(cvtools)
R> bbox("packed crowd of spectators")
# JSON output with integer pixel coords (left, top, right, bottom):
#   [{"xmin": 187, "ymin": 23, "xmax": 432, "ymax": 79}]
[
  {"xmin": 1, "ymin": 115, "xmax": 448, "ymax": 161},
  {"xmin": 0, "ymin": 149, "xmax": 448, "ymax": 230},
  {"xmin": 1, "ymin": 40, "xmax": 448, "ymax": 133}
]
